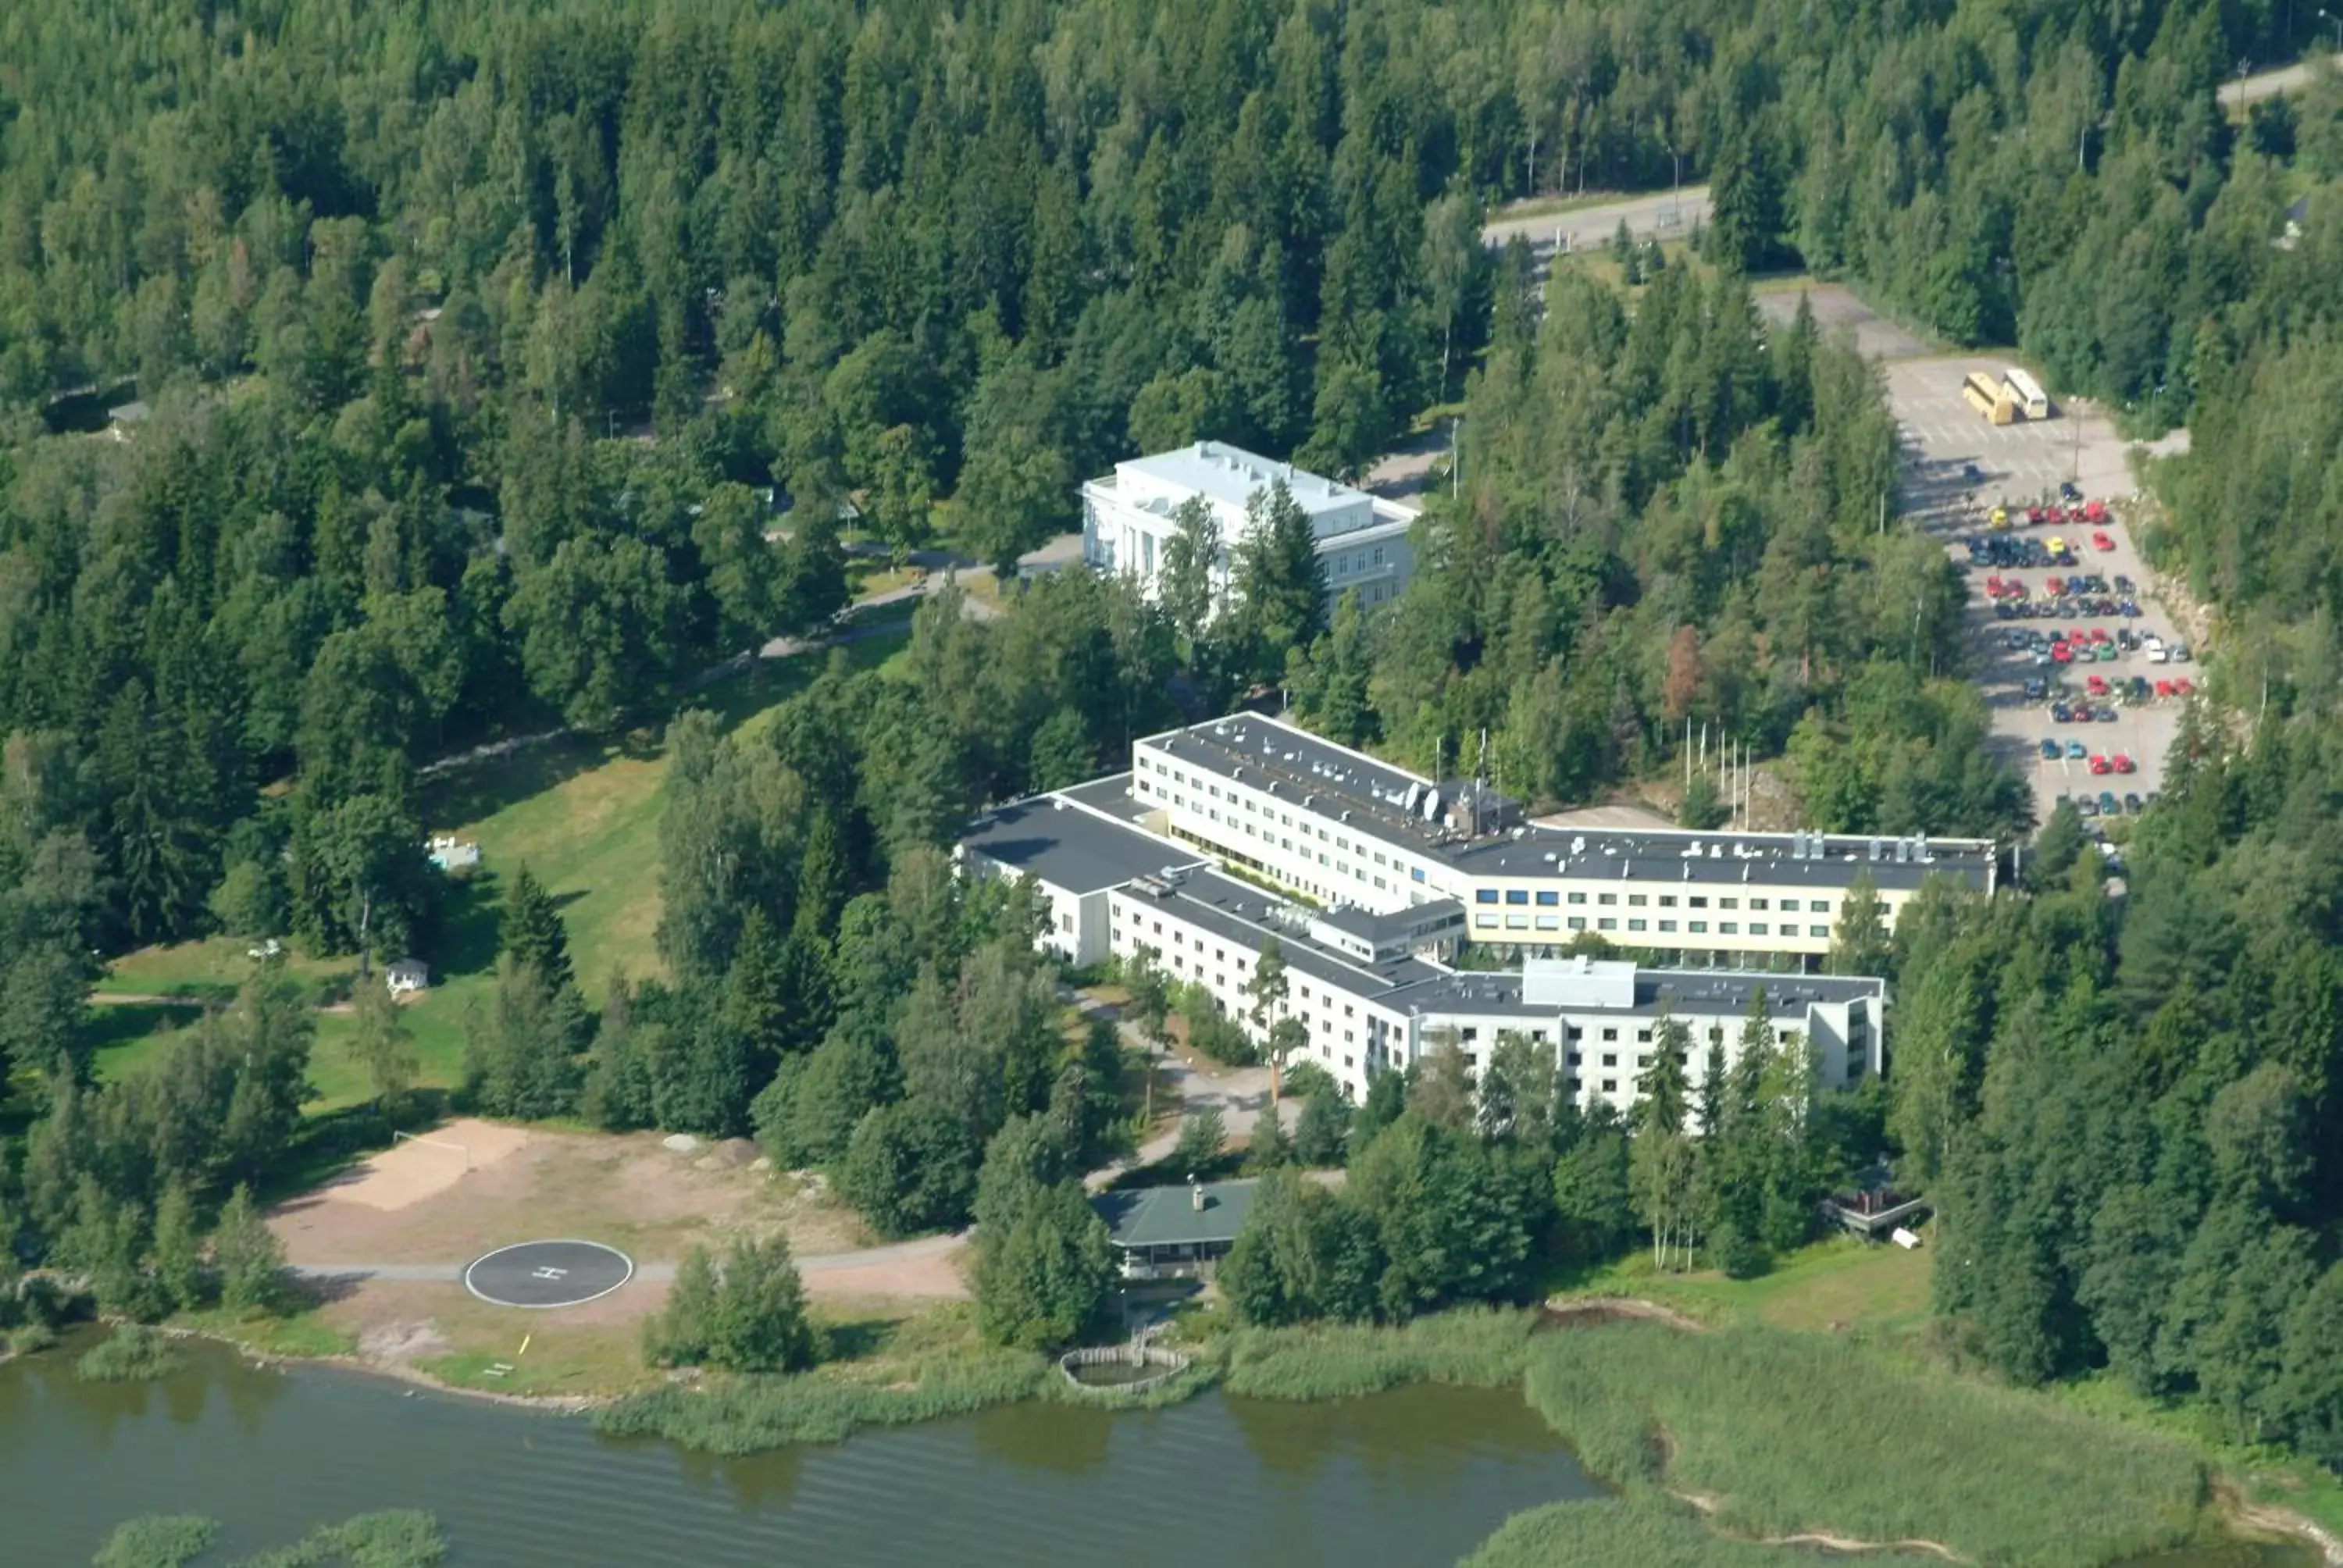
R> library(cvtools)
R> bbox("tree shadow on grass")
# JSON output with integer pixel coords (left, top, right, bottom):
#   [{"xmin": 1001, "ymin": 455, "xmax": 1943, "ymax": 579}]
[{"xmin": 817, "ymin": 1317, "xmax": 901, "ymax": 1361}]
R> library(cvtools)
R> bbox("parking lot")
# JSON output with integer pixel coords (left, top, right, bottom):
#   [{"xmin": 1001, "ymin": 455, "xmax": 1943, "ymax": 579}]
[
  {"xmin": 1893, "ymin": 360, "xmax": 2185, "ymax": 829},
  {"xmin": 1757, "ymin": 287, "xmax": 2190, "ymax": 832}
]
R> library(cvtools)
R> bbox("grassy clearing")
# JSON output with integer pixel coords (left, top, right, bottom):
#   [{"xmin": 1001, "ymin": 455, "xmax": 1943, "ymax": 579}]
[
  {"xmin": 169, "ymin": 1306, "xmax": 356, "ymax": 1361},
  {"xmin": 75, "ymin": 1325, "xmax": 182, "ymax": 1382},
  {"xmin": 1217, "ymin": 1308, "xmax": 1542, "ymax": 1402},
  {"xmin": 86, "ymin": 630, "xmax": 911, "ymax": 1115},
  {"xmin": 1550, "ymin": 1231, "xmax": 1935, "ymax": 1336},
  {"xmin": 1525, "ymin": 1320, "xmax": 2209, "ymax": 1567}
]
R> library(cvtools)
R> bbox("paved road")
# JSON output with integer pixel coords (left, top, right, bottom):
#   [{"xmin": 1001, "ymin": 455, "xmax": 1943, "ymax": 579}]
[
  {"xmin": 2220, "ymin": 52, "xmax": 2338, "ymax": 109},
  {"xmin": 1070, "ymin": 990, "xmax": 1294, "ymax": 1192},
  {"xmin": 1482, "ymin": 186, "xmax": 1711, "ymax": 257},
  {"xmin": 287, "ymin": 1231, "xmax": 968, "ymax": 1285}
]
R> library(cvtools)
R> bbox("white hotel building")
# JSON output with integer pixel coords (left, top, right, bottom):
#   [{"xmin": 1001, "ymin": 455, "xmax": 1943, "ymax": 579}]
[
  {"xmin": 1126, "ymin": 711, "xmax": 1995, "ymax": 967},
  {"xmin": 956, "ymin": 782, "xmax": 1887, "ymax": 1112},
  {"xmin": 952, "ymin": 710, "xmax": 1992, "ymax": 1110},
  {"xmin": 1079, "ymin": 441, "xmax": 1420, "ymax": 613}
]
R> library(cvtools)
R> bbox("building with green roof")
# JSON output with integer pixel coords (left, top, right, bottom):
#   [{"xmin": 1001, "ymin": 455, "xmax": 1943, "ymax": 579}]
[{"xmin": 1091, "ymin": 1177, "xmax": 1257, "ymax": 1281}]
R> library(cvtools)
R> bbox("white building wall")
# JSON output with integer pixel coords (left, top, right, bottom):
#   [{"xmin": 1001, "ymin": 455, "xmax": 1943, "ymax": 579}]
[
  {"xmin": 1106, "ymin": 882, "xmax": 1882, "ymax": 1114},
  {"xmin": 1130, "ymin": 737, "xmax": 1951, "ymax": 965},
  {"xmin": 1081, "ymin": 443, "xmax": 1418, "ymax": 616}
]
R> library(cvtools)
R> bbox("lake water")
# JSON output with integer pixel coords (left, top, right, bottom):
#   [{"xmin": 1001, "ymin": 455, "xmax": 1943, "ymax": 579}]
[
  {"xmin": 0, "ymin": 1338, "xmax": 2316, "ymax": 1567},
  {"xmin": 0, "ymin": 1339, "xmax": 1594, "ymax": 1566}
]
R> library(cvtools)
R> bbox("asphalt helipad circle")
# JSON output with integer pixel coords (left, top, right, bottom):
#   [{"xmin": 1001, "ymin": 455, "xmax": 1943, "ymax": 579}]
[{"xmin": 462, "ymin": 1239, "xmax": 635, "ymax": 1309}]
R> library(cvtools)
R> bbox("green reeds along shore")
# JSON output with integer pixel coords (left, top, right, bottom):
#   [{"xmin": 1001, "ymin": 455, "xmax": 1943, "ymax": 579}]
[{"xmin": 1515, "ymin": 1319, "xmax": 2210, "ymax": 1568}]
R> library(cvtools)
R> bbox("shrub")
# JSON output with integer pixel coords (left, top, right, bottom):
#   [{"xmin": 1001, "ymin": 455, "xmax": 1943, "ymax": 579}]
[
  {"xmin": 91, "ymin": 1514, "xmax": 218, "ymax": 1568},
  {"xmin": 75, "ymin": 1326, "xmax": 182, "ymax": 1383}
]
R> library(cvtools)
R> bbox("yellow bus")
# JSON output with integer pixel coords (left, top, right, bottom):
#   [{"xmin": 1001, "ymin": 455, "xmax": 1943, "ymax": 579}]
[{"xmin": 1963, "ymin": 371, "xmax": 2015, "ymax": 425}]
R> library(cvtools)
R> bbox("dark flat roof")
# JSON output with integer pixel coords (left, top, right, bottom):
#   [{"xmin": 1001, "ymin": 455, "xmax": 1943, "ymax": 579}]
[
  {"xmin": 1142, "ymin": 713, "xmax": 1992, "ymax": 893},
  {"xmin": 960, "ymin": 795, "xmax": 1199, "ymax": 895},
  {"xmin": 1095, "ymin": 1178, "xmax": 1257, "ymax": 1250},
  {"xmin": 1381, "ymin": 968, "xmax": 1884, "ymax": 1021},
  {"xmin": 1057, "ymin": 772, "xmax": 1153, "ymax": 825},
  {"xmin": 1125, "ymin": 869, "xmax": 1443, "ymax": 996}
]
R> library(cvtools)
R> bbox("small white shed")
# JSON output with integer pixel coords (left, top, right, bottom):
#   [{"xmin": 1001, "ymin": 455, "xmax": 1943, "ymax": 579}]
[{"xmin": 386, "ymin": 958, "xmax": 431, "ymax": 996}]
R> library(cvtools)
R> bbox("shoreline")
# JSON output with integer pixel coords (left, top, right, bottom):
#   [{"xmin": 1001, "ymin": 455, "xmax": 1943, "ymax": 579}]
[{"xmin": 67, "ymin": 1306, "xmax": 2343, "ymax": 1568}]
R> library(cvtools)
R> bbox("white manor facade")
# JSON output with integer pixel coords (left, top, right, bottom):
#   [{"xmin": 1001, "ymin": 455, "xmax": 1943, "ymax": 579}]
[{"xmin": 1079, "ymin": 440, "xmax": 1419, "ymax": 615}]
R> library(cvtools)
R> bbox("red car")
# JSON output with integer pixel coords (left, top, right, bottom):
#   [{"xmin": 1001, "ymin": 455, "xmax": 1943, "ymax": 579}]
[
  {"xmin": 2027, "ymin": 506, "xmax": 2046, "ymax": 526},
  {"xmin": 2113, "ymin": 754, "xmax": 2136, "ymax": 774},
  {"xmin": 2069, "ymin": 628, "xmax": 2090, "ymax": 645},
  {"xmin": 2083, "ymin": 500, "xmax": 2109, "ymax": 522},
  {"xmin": 2088, "ymin": 755, "xmax": 2112, "ymax": 775},
  {"xmin": 2045, "ymin": 506, "xmax": 2068, "ymax": 525},
  {"xmin": 2154, "ymin": 679, "xmax": 2176, "ymax": 698},
  {"xmin": 2052, "ymin": 642, "xmax": 2074, "ymax": 663},
  {"xmin": 2088, "ymin": 627, "xmax": 2111, "ymax": 644},
  {"xmin": 2085, "ymin": 675, "xmax": 2108, "ymax": 697},
  {"xmin": 2173, "ymin": 676, "xmax": 2195, "ymax": 696},
  {"xmin": 2092, "ymin": 531, "xmax": 2115, "ymax": 551}
]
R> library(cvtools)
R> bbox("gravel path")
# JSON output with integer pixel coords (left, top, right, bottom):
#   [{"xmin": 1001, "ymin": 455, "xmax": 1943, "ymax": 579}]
[{"xmin": 288, "ymin": 1231, "xmax": 969, "ymax": 1285}]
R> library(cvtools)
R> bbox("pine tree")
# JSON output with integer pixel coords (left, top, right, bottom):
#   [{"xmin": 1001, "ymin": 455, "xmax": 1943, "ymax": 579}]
[
  {"xmin": 499, "ymin": 863, "xmax": 574, "ymax": 990},
  {"xmin": 644, "ymin": 1244, "xmax": 718, "ymax": 1367},
  {"xmin": 348, "ymin": 978, "xmax": 420, "ymax": 1119},
  {"xmin": 1828, "ymin": 870, "xmax": 1891, "ymax": 977},
  {"xmin": 1293, "ymin": 1091, "xmax": 1351, "ymax": 1167},
  {"xmin": 1248, "ymin": 1103, "xmax": 1291, "ymax": 1171},
  {"xmin": 707, "ymin": 1235, "xmax": 816, "ymax": 1374},
  {"xmin": 214, "ymin": 1185, "xmax": 286, "ymax": 1317},
  {"xmin": 152, "ymin": 1181, "xmax": 205, "ymax": 1311}
]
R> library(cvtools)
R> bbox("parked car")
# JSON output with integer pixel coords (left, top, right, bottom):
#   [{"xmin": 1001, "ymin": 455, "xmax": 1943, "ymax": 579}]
[
  {"xmin": 2052, "ymin": 702, "xmax": 2073, "ymax": 722},
  {"xmin": 2060, "ymin": 480, "xmax": 2083, "ymax": 502},
  {"xmin": 2113, "ymin": 575, "xmax": 2135, "ymax": 594},
  {"xmin": 2024, "ymin": 678, "xmax": 2046, "ymax": 700},
  {"xmin": 2039, "ymin": 738, "xmax": 2062, "ymax": 761},
  {"xmin": 2113, "ymin": 754, "xmax": 2135, "ymax": 774},
  {"xmin": 2088, "ymin": 754, "xmax": 2111, "ymax": 775},
  {"xmin": 2099, "ymin": 789, "xmax": 2120, "ymax": 815},
  {"xmin": 2124, "ymin": 793, "xmax": 2145, "ymax": 814},
  {"xmin": 2052, "ymin": 643, "xmax": 2074, "ymax": 663},
  {"xmin": 2172, "ymin": 676, "xmax": 2195, "ymax": 696},
  {"xmin": 2065, "ymin": 739, "xmax": 2088, "ymax": 760},
  {"xmin": 2171, "ymin": 643, "xmax": 2191, "ymax": 663},
  {"xmin": 2096, "ymin": 705, "xmax": 2119, "ymax": 722},
  {"xmin": 2092, "ymin": 530, "xmax": 2115, "ymax": 551},
  {"xmin": 2076, "ymin": 796, "xmax": 2099, "ymax": 818}
]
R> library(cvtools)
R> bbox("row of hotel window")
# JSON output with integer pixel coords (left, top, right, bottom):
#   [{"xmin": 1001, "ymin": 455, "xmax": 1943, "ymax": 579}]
[
  {"xmin": 1328, "ymin": 544, "xmax": 1389, "ymax": 577},
  {"xmin": 1475, "ymin": 889, "xmax": 1838, "ymax": 911},
  {"xmin": 1136, "ymin": 764, "xmax": 1433, "ymax": 893},
  {"xmin": 1474, "ymin": 914, "xmax": 1833, "ymax": 936}
]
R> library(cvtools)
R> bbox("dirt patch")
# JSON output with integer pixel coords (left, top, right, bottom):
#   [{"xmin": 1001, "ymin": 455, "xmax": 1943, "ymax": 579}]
[
  {"xmin": 356, "ymin": 1320, "xmax": 449, "ymax": 1365},
  {"xmin": 2220, "ymin": 1481, "xmax": 2343, "ymax": 1566},
  {"xmin": 270, "ymin": 1124, "xmax": 868, "ymax": 1268},
  {"xmin": 1541, "ymin": 1295, "xmax": 1707, "ymax": 1332},
  {"xmin": 305, "ymin": 1118, "xmax": 537, "ymax": 1213},
  {"xmin": 799, "ymin": 1244, "xmax": 970, "ymax": 1303}
]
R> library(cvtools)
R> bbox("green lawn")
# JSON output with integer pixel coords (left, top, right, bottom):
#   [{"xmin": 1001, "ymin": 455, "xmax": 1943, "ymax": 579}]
[
  {"xmin": 85, "ymin": 628, "xmax": 911, "ymax": 1113},
  {"xmin": 1550, "ymin": 1229, "xmax": 1935, "ymax": 1336}
]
